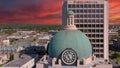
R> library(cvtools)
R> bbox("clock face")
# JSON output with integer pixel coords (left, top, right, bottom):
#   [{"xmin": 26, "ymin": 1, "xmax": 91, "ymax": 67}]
[{"xmin": 61, "ymin": 48, "xmax": 77, "ymax": 65}]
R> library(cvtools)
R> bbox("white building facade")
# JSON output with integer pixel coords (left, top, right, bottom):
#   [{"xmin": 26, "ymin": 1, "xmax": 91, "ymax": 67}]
[
  {"xmin": 62, "ymin": 0, "xmax": 109, "ymax": 60},
  {"xmin": 0, "ymin": 54, "xmax": 38, "ymax": 68}
]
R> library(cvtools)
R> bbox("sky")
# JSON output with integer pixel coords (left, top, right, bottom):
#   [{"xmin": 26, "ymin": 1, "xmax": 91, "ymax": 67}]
[{"xmin": 0, "ymin": 0, "xmax": 119, "ymax": 25}]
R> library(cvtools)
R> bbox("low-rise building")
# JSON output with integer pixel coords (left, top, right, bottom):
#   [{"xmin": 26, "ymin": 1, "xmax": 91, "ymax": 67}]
[
  {"xmin": 0, "ymin": 54, "xmax": 8, "ymax": 64},
  {"xmin": 7, "ymin": 36, "xmax": 23, "ymax": 40},
  {"xmin": 3, "ymin": 40, "xmax": 10, "ymax": 46},
  {"xmin": 0, "ymin": 54, "xmax": 38, "ymax": 68},
  {"xmin": 0, "ymin": 42, "xmax": 32, "ymax": 65},
  {"xmin": 17, "ymin": 31, "xmax": 37, "ymax": 36},
  {"xmin": 37, "ymin": 34, "xmax": 52, "ymax": 49}
]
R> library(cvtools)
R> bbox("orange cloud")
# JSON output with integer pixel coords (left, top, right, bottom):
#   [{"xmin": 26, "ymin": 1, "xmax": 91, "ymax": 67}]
[
  {"xmin": 0, "ymin": 0, "xmax": 119, "ymax": 24},
  {"xmin": 109, "ymin": 0, "xmax": 120, "ymax": 24},
  {"xmin": 0, "ymin": 0, "xmax": 62, "ymax": 24}
]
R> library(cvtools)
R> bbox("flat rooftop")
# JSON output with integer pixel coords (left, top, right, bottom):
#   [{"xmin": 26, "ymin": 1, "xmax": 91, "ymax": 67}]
[{"xmin": 3, "ymin": 54, "xmax": 36, "ymax": 67}]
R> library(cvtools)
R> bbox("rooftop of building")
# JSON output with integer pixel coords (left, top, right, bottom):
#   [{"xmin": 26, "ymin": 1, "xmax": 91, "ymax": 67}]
[
  {"xmin": 0, "ymin": 42, "xmax": 31, "ymax": 51},
  {"xmin": 16, "ymin": 42, "xmax": 31, "ymax": 47},
  {"xmin": 0, "ymin": 46, "xmax": 17, "ymax": 51},
  {"xmin": 3, "ymin": 54, "xmax": 36, "ymax": 67}
]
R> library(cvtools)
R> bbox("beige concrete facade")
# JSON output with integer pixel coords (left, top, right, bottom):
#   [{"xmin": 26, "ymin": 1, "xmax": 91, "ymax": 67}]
[{"xmin": 62, "ymin": 0, "xmax": 109, "ymax": 60}]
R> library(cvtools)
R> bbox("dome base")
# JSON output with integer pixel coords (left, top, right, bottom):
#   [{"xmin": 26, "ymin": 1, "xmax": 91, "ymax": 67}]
[{"xmin": 64, "ymin": 25, "xmax": 77, "ymax": 30}]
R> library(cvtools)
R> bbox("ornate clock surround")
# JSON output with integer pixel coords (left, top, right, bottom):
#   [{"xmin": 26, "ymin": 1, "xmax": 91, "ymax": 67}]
[{"xmin": 61, "ymin": 48, "xmax": 78, "ymax": 65}]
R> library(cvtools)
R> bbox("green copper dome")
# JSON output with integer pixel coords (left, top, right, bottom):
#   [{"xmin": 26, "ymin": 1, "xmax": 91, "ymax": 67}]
[
  {"xmin": 67, "ymin": 11, "xmax": 74, "ymax": 15},
  {"xmin": 48, "ymin": 30, "xmax": 92, "ymax": 60}
]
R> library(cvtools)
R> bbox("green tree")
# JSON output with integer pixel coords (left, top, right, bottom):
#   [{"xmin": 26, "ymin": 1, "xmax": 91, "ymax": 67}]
[{"xmin": 4, "ymin": 29, "xmax": 15, "ymax": 34}]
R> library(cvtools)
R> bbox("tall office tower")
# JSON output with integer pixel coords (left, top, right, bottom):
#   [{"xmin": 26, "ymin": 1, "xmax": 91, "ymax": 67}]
[{"xmin": 62, "ymin": 0, "xmax": 109, "ymax": 60}]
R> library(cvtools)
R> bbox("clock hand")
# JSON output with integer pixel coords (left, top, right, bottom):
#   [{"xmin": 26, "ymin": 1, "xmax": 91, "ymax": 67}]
[
  {"xmin": 68, "ymin": 54, "xmax": 73, "ymax": 61},
  {"xmin": 68, "ymin": 55, "xmax": 70, "ymax": 60},
  {"xmin": 66, "ymin": 55, "xmax": 69, "ymax": 60}
]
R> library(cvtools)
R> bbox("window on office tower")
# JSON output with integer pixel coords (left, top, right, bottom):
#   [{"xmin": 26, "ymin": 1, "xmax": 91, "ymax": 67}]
[
  {"xmin": 96, "ymin": 19, "xmax": 100, "ymax": 23},
  {"xmin": 76, "ymin": 4, "xmax": 79, "ymax": 8},
  {"xmin": 80, "ymin": 4, "xmax": 83, "ymax": 8},
  {"xmin": 100, "ymin": 44, "xmax": 103, "ymax": 47},
  {"xmin": 96, "ymin": 14, "xmax": 100, "ymax": 18},
  {"xmin": 76, "ymin": 24, "xmax": 79, "ymax": 28},
  {"xmin": 72, "ymin": 4, "xmax": 75, "ymax": 8},
  {"xmin": 80, "ymin": 10, "xmax": 84, "ymax": 13},
  {"xmin": 92, "ymin": 34, "xmax": 95, "ymax": 37},
  {"xmin": 88, "ymin": 24, "xmax": 91, "ymax": 27},
  {"xmin": 96, "ymin": 44, "xmax": 99, "ymax": 47},
  {"xmin": 92, "ymin": 39, "xmax": 95, "ymax": 42},
  {"xmin": 93, "ymin": 44, "xmax": 95, "ymax": 47},
  {"xmin": 74, "ymin": 19, "xmax": 76, "ymax": 23},
  {"xmin": 100, "ymin": 24, "xmax": 103, "ymax": 27},
  {"xmin": 96, "ymin": 54, "xmax": 99, "ymax": 57},
  {"xmin": 89, "ymin": 29, "xmax": 92, "ymax": 32},
  {"xmin": 92, "ymin": 4, "xmax": 95, "ymax": 8},
  {"xmin": 93, "ymin": 49, "xmax": 95, "ymax": 52},
  {"xmin": 81, "ymin": 29, "xmax": 83, "ymax": 32},
  {"xmin": 84, "ymin": 20, "xmax": 87, "ymax": 23},
  {"xmin": 96, "ymin": 39, "xmax": 100, "ymax": 42},
  {"xmin": 80, "ymin": 24, "xmax": 83, "ymax": 27},
  {"xmin": 84, "ymin": 15, "xmax": 87, "ymax": 18},
  {"xmin": 92, "ymin": 15, "xmax": 95, "ymax": 18},
  {"xmin": 80, "ymin": 15, "xmax": 83, "ymax": 18},
  {"xmin": 96, "ymin": 9, "xmax": 100, "ymax": 13},
  {"xmin": 80, "ymin": 19, "xmax": 83, "ymax": 23},
  {"xmin": 96, "ymin": 4, "xmax": 100, "ymax": 8},
  {"xmin": 96, "ymin": 49, "xmax": 99, "ymax": 52},
  {"xmin": 88, "ymin": 14, "xmax": 91, "ymax": 18},
  {"xmin": 88, "ymin": 9, "xmax": 91, "ymax": 13},
  {"xmin": 78, "ymin": 15, "xmax": 80, "ymax": 18},
  {"xmin": 72, "ymin": 10, "xmax": 75, "ymax": 13},
  {"xmin": 84, "ymin": 9, "xmax": 87, "ymax": 13},
  {"xmin": 100, "ymin": 29, "xmax": 104, "ymax": 32},
  {"xmin": 96, "ymin": 34, "xmax": 99, "ymax": 37},
  {"xmin": 100, "ymin": 9, "xmax": 104, "ymax": 13},
  {"xmin": 100, "ymin": 4, "xmax": 104, "ymax": 8},
  {"xmin": 84, "ymin": 4, "xmax": 87, "ymax": 8},
  {"xmin": 74, "ymin": 15, "xmax": 78, "ymax": 18},
  {"xmin": 86, "ymin": 15, "xmax": 88, "ymax": 18},
  {"xmin": 84, "ymin": 29, "xmax": 87, "ymax": 32},
  {"xmin": 77, "ymin": 10, "xmax": 79, "ymax": 13},
  {"xmin": 100, "ymin": 19, "xmax": 104, "ymax": 23},
  {"xmin": 92, "ymin": 9, "xmax": 95, "ymax": 13},
  {"xmin": 88, "ymin": 19, "xmax": 91, "ymax": 23},
  {"xmin": 100, "ymin": 39, "xmax": 104, "ymax": 42},
  {"xmin": 100, "ymin": 34, "xmax": 103, "ymax": 37},
  {"xmin": 101, "ymin": 14, "xmax": 104, "ymax": 18},
  {"xmin": 100, "ymin": 54, "xmax": 104, "ymax": 57},
  {"xmin": 92, "ymin": 30, "xmax": 95, "ymax": 33},
  {"xmin": 68, "ymin": 4, "xmax": 72, "ymax": 8},
  {"xmin": 92, "ymin": 19, "xmax": 95, "ymax": 23},
  {"xmin": 84, "ymin": 24, "xmax": 87, "ymax": 27},
  {"xmin": 88, "ymin": 34, "xmax": 91, "ymax": 37},
  {"xmin": 96, "ymin": 29, "xmax": 99, "ymax": 32},
  {"xmin": 75, "ymin": 19, "xmax": 79, "ymax": 23},
  {"xmin": 92, "ymin": 24, "xmax": 95, "ymax": 27},
  {"xmin": 96, "ymin": 24, "xmax": 99, "ymax": 27},
  {"xmin": 88, "ymin": 4, "xmax": 91, "ymax": 8}
]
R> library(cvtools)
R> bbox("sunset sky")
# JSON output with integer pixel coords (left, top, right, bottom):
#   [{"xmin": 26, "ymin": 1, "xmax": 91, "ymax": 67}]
[{"xmin": 0, "ymin": 0, "xmax": 119, "ymax": 25}]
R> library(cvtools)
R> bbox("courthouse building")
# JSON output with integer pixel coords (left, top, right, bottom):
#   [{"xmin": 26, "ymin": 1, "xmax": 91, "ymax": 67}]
[{"xmin": 36, "ymin": 11, "xmax": 112, "ymax": 68}]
